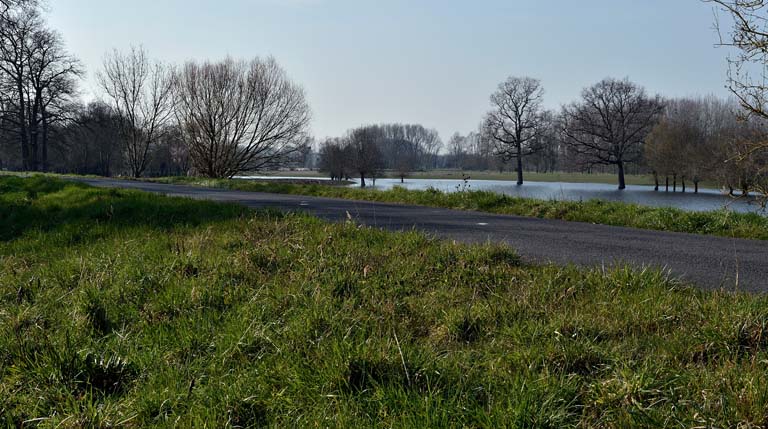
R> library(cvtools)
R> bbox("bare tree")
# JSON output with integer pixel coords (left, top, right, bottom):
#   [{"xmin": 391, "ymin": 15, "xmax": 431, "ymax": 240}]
[
  {"xmin": 174, "ymin": 57, "xmax": 310, "ymax": 178},
  {"xmin": 320, "ymin": 123, "xmax": 437, "ymax": 182},
  {"xmin": 483, "ymin": 76, "xmax": 546, "ymax": 185},
  {"xmin": 707, "ymin": 0, "xmax": 768, "ymax": 200},
  {"xmin": 708, "ymin": 1, "xmax": 768, "ymax": 120},
  {"xmin": 98, "ymin": 46, "xmax": 174, "ymax": 177},
  {"xmin": 318, "ymin": 137, "xmax": 350, "ymax": 181},
  {"xmin": 446, "ymin": 132, "xmax": 467, "ymax": 169},
  {"xmin": 0, "ymin": 0, "xmax": 35, "ymax": 14},
  {"xmin": 645, "ymin": 117, "xmax": 695, "ymax": 192},
  {"xmin": 145, "ymin": 124, "xmax": 190, "ymax": 176},
  {"xmin": 401, "ymin": 124, "xmax": 441, "ymax": 169},
  {"xmin": 26, "ymin": 27, "xmax": 82, "ymax": 171},
  {"xmin": 649, "ymin": 97, "xmax": 738, "ymax": 193},
  {"xmin": 0, "ymin": 1, "xmax": 82, "ymax": 172},
  {"xmin": 376, "ymin": 123, "xmax": 438, "ymax": 180},
  {"xmin": 54, "ymin": 101, "xmax": 122, "ymax": 176},
  {"xmin": 560, "ymin": 78, "xmax": 663, "ymax": 189},
  {"xmin": 526, "ymin": 111, "xmax": 560, "ymax": 173},
  {"xmin": 0, "ymin": 3, "xmax": 40, "ymax": 170},
  {"xmin": 346, "ymin": 125, "xmax": 383, "ymax": 187},
  {"xmin": 389, "ymin": 138, "xmax": 420, "ymax": 182}
]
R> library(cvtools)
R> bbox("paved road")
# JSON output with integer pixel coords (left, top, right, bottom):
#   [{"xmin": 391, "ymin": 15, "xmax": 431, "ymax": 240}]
[{"xmin": 74, "ymin": 178, "xmax": 768, "ymax": 292}]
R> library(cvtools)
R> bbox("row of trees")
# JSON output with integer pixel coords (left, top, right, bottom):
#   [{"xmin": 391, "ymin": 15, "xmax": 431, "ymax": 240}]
[
  {"xmin": 479, "ymin": 76, "xmax": 664, "ymax": 190},
  {"xmin": 317, "ymin": 75, "xmax": 761, "ymax": 194},
  {"xmin": 644, "ymin": 96, "xmax": 767, "ymax": 195},
  {"xmin": 321, "ymin": 76, "xmax": 668, "ymax": 191},
  {"xmin": 0, "ymin": 0, "xmax": 82, "ymax": 172},
  {"xmin": 94, "ymin": 51, "xmax": 311, "ymax": 178},
  {"xmin": 2, "ymin": 0, "xmax": 766, "ymax": 197},
  {"xmin": 0, "ymin": 1, "xmax": 312, "ymax": 178},
  {"xmin": 704, "ymin": 0, "xmax": 768, "ymax": 201},
  {"xmin": 470, "ymin": 1, "xmax": 768, "ymax": 195},
  {"xmin": 318, "ymin": 123, "xmax": 441, "ymax": 186},
  {"xmin": 475, "ymin": 75, "xmax": 768, "ymax": 194}
]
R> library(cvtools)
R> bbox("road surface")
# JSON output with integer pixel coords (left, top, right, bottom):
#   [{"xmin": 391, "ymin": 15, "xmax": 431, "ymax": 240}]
[{"xmin": 73, "ymin": 178, "xmax": 768, "ymax": 292}]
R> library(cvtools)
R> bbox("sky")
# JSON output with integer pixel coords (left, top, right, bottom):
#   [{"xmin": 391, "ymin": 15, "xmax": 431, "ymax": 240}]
[{"xmin": 47, "ymin": 0, "xmax": 730, "ymax": 142}]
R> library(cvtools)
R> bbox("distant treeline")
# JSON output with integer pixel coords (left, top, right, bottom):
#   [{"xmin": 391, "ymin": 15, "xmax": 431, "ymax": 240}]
[
  {"xmin": 318, "ymin": 79, "xmax": 766, "ymax": 194},
  {"xmin": 0, "ymin": 0, "xmax": 766, "ymax": 200},
  {"xmin": 0, "ymin": 1, "xmax": 311, "ymax": 179}
]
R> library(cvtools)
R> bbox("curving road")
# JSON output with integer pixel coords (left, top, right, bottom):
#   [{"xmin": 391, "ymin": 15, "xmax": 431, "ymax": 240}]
[{"xmin": 73, "ymin": 178, "xmax": 768, "ymax": 292}]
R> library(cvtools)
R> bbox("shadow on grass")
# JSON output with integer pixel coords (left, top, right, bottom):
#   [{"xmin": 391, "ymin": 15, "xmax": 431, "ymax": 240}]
[{"xmin": 0, "ymin": 175, "xmax": 250, "ymax": 243}]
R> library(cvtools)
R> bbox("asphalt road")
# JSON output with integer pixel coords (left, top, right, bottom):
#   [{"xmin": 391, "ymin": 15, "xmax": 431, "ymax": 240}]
[{"xmin": 74, "ymin": 178, "xmax": 768, "ymax": 292}]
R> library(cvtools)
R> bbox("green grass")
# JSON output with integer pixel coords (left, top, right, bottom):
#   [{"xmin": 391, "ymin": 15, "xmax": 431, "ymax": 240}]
[
  {"xmin": 151, "ymin": 176, "xmax": 768, "ymax": 241},
  {"xmin": 2, "ymin": 175, "xmax": 768, "ymax": 427},
  {"xmin": 251, "ymin": 169, "xmax": 663, "ymax": 186},
  {"xmin": 254, "ymin": 169, "xmax": 722, "ymax": 188},
  {"xmin": 402, "ymin": 170, "xmax": 659, "ymax": 185}
]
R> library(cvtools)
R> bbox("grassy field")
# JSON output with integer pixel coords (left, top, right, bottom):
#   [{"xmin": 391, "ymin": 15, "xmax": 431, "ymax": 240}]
[
  {"xmin": 402, "ymin": 170, "xmax": 658, "ymax": 185},
  {"xmin": 252, "ymin": 169, "xmax": 660, "ymax": 186},
  {"xmin": 152, "ymin": 176, "xmax": 768, "ymax": 241},
  {"xmin": 2, "ymin": 175, "xmax": 768, "ymax": 427}
]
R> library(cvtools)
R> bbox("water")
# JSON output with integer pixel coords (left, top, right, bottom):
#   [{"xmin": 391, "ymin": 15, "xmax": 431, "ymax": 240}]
[{"xmin": 239, "ymin": 176, "xmax": 764, "ymax": 214}]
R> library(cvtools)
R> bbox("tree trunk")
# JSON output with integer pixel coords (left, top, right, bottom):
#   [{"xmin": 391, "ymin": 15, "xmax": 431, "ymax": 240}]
[
  {"xmin": 665, "ymin": 176, "xmax": 669, "ymax": 192},
  {"xmin": 516, "ymin": 144, "xmax": 523, "ymax": 185},
  {"xmin": 130, "ymin": 133, "xmax": 146, "ymax": 178},
  {"xmin": 672, "ymin": 173, "xmax": 677, "ymax": 192},
  {"xmin": 360, "ymin": 174, "xmax": 366, "ymax": 188},
  {"xmin": 41, "ymin": 105, "xmax": 49, "ymax": 172},
  {"xmin": 694, "ymin": 180, "xmax": 699, "ymax": 194},
  {"xmin": 104, "ymin": 148, "xmax": 111, "ymax": 177},
  {"xmin": 401, "ymin": 175, "xmax": 404, "ymax": 183},
  {"xmin": 617, "ymin": 161, "xmax": 626, "ymax": 190},
  {"xmin": 653, "ymin": 171, "xmax": 659, "ymax": 191},
  {"xmin": 681, "ymin": 177, "xmax": 686, "ymax": 193},
  {"xmin": 28, "ymin": 89, "xmax": 42, "ymax": 171},
  {"xmin": 17, "ymin": 78, "xmax": 29, "ymax": 171}
]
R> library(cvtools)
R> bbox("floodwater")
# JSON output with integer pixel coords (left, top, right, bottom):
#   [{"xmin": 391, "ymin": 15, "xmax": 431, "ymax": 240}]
[{"xmin": 240, "ymin": 176, "xmax": 764, "ymax": 214}]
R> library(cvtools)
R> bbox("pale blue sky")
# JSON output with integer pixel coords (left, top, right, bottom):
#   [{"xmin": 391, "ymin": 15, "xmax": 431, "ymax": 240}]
[{"xmin": 48, "ymin": 0, "xmax": 728, "ymax": 141}]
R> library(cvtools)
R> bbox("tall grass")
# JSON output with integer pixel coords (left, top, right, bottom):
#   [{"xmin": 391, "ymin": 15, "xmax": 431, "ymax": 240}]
[{"xmin": 2, "ymin": 176, "xmax": 768, "ymax": 427}]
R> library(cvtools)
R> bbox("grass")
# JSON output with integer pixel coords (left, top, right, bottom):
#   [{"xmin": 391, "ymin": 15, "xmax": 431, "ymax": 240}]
[
  {"xmin": 2, "ymin": 175, "xmax": 768, "ymax": 427},
  {"xmin": 151, "ymin": 176, "xmax": 768, "ymax": 241},
  {"xmin": 400, "ymin": 170, "xmax": 659, "ymax": 185},
  {"xmin": 249, "ymin": 169, "xmax": 663, "ymax": 186},
  {"xmin": 251, "ymin": 169, "xmax": 723, "ymax": 188}
]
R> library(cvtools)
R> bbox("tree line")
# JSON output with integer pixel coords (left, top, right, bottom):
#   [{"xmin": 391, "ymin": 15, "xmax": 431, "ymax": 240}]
[
  {"xmin": 318, "ymin": 123, "xmax": 440, "ymax": 187},
  {"xmin": 325, "ymin": 74, "xmax": 765, "ymax": 195},
  {"xmin": 1, "ymin": 0, "xmax": 766, "ymax": 199},
  {"xmin": 0, "ymin": 0, "xmax": 82, "ymax": 173},
  {"xmin": 0, "ymin": 1, "xmax": 311, "ymax": 178}
]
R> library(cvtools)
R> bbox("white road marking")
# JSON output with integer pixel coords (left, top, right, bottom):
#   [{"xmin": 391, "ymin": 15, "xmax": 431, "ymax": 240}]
[{"xmin": 477, "ymin": 222, "xmax": 489, "ymax": 226}]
